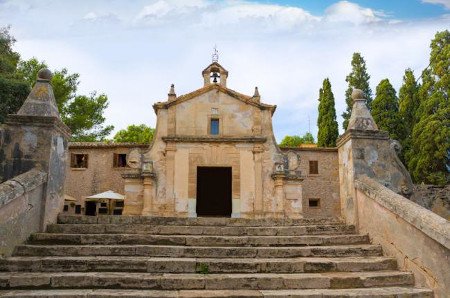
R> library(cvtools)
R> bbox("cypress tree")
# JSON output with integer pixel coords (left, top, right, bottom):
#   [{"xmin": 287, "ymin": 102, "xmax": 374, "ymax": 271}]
[
  {"xmin": 398, "ymin": 69, "xmax": 419, "ymax": 163},
  {"xmin": 317, "ymin": 78, "xmax": 339, "ymax": 147},
  {"xmin": 372, "ymin": 79, "xmax": 402, "ymax": 141},
  {"xmin": 407, "ymin": 30, "xmax": 449, "ymax": 185},
  {"xmin": 342, "ymin": 52, "xmax": 372, "ymax": 130}
]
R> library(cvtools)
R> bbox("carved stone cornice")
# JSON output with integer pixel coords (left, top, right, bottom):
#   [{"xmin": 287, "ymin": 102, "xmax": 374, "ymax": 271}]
[
  {"xmin": 336, "ymin": 129, "xmax": 389, "ymax": 148},
  {"xmin": 162, "ymin": 135, "xmax": 267, "ymax": 143},
  {"xmin": 271, "ymin": 173, "xmax": 305, "ymax": 181}
]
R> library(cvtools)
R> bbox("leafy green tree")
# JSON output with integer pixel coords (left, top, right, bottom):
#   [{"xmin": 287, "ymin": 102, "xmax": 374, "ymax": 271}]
[
  {"xmin": 372, "ymin": 79, "xmax": 403, "ymax": 141},
  {"xmin": 342, "ymin": 52, "xmax": 373, "ymax": 130},
  {"xmin": 317, "ymin": 78, "xmax": 338, "ymax": 147},
  {"xmin": 302, "ymin": 132, "xmax": 315, "ymax": 144},
  {"xmin": 16, "ymin": 57, "xmax": 112, "ymax": 141},
  {"xmin": 64, "ymin": 93, "xmax": 114, "ymax": 142},
  {"xmin": 279, "ymin": 132, "xmax": 315, "ymax": 147},
  {"xmin": 398, "ymin": 69, "xmax": 419, "ymax": 163},
  {"xmin": 0, "ymin": 26, "xmax": 29, "ymax": 123},
  {"xmin": 113, "ymin": 124, "xmax": 155, "ymax": 144},
  {"xmin": 407, "ymin": 30, "xmax": 450, "ymax": 185}
]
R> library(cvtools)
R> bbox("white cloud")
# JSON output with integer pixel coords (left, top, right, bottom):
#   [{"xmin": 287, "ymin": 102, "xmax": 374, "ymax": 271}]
[
  {"xmin": 422, "ymin": 0, "xmax": 450, "ymax": 9},
  {"xmin": 5, "ymin": 0, "xmax": 449, "ymax": 140},
  {"xmin": 325, "ymin": 1, "xmax": 386, "ymax": 24},
  {"xmin": 82, "ymin": 12, "xmax": 120, "ymax": 23}
]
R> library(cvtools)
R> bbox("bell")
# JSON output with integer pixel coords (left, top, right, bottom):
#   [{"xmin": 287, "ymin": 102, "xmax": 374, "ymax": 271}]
[{"xmin": 211, "ymin": 72, "xmax": 219, "ymax": 83}]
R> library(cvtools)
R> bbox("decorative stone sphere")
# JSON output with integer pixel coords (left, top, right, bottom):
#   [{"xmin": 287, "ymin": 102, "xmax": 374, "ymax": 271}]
[
  {"xmin": 351, "ymin": 89, "xmax": 364, "ymax": 101},
  {"xmin": 37, "ymin": 68, "xmax": 53, "ymax": 81}
]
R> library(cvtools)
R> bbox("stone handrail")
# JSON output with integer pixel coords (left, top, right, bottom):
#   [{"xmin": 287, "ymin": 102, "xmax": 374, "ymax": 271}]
[
  {"xmin": 355, "ymin": 175, "xmax": 450, "ymax": 297},
  {"xmin": 0, "ymin": 168, "xmax": 47, "ymax": 207},
  {"xmin": 355, "ymin": 176, "xmax": 450, "ymax": 249}
]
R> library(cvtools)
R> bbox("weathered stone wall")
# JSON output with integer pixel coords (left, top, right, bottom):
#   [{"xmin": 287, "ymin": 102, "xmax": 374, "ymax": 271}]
[
  {"xmin": 281, "ymin": 148, "xmax": 340, "ymax": 218},
  {"xmin": 355, "ymin": 176, "xmax": 450, "ymax": 298},
  {"xmin": 65, "ymin": 143, "xmax": 148, "ymax": 201},
  {"xmin": 410, "ymin": 184, "xmax": 450, "ymax": 220},
  {"xmin": 0, "ymin": 168, "xmax": 47, "ymax": 257}
]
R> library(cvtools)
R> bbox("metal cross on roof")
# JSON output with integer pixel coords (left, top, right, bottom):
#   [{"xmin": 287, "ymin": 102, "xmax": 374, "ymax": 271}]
[{"xmin": 212, "ymin": 45, "xmax": 219, "ymax": 63}]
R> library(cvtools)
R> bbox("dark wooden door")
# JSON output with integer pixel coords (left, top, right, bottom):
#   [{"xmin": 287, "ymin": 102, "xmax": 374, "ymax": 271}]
[{"xmin": 196, "ymin": 167, "xmax": 232, "ymax": 217}]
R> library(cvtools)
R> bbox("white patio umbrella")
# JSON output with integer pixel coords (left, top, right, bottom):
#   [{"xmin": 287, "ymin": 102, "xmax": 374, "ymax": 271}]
[{"xmin": 85, "ymin": 190, "xmax": 124, "ymax": 200}]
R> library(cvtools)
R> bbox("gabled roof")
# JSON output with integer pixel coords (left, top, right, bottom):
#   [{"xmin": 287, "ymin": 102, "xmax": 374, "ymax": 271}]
[
  {"xmin": 202, "ymin": 62, "xmax": 228, "ymax": 75},
  {"xmin": 153, "ymin": 84, "xmax": 276, "ymax": 115}
]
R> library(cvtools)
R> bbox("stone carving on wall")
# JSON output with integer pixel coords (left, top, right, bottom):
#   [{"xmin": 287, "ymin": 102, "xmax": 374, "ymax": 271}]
[
  {"xmin": 127, "ymin": 149, "xmax": 142, "ymax": 169},
  {"xmin": 389, "ymin": 140, "xmax": 414, "ymax": 196},
  {"xmin": 286, "ymin": 151, "xmax": 301, "ymax": 176}
]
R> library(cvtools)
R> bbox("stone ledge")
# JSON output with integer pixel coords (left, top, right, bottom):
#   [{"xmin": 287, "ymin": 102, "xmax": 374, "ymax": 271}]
[
  {"xmin": 5, "ymin": 114, "xmax": 71, "ymax": 137},
  {"xmin": 162, "ymin": 135, "xmax": 267, "ymax": 143},
  {"xmin": 336, "ymin": 130, "xmax": 389, "ymax": 147},
  {"xmin": 69, "ymin": 142, "xmax": 149, "ymax": 149},
  {"xmin": 355, "ymin": 176, "xmax": 450, "ymax": 249},
  {"xmin": 280, "ymin": 147, "xmax": 337, "ymax": 152},
  {"xmin": 0, "ymin": 168, "xmax": 47, "ymax": 207}
]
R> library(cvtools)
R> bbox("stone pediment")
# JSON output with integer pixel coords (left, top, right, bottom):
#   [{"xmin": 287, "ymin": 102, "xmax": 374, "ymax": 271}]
[{"xmin": 152, "ymin": 84, "xmax": 276, "ymax": 115}]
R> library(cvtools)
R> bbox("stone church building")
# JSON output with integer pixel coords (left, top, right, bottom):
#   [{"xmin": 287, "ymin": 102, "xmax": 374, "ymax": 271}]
[
  {"xmin": 1, "ymin": 65, "xmax": 448, "ymax": 297},
  {"xmin": 117, "ymin": 61, "xmax": 339, "ymax": 218}
]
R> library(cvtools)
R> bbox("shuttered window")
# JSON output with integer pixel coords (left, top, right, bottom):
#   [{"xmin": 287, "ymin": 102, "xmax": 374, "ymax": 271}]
[{"xmin": 309, "ymin": 160, "xmax": 319, "ymax": 174}]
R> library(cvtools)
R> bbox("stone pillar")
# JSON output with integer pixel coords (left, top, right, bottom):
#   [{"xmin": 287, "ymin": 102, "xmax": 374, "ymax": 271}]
[
  {"xmin": 337, "ymin": 89, "xmax": 413, "ymax": 225},
  {"xmin": 141, "ymin": 175, "xmax": 155, "ymax": 215},
  {"xmin": 273, "ymin": 175, "xmax": 285, "ymax": 218},
  {"xmin": 253, "ymin": 144, "xmax": 264, "ymax": 217},
  {"xmin": 0, "ymin": 69, "xmax": 70, "ymax": 228},
  {"xmin": 164, "ymin": 142, "xmax": 177, "ymax": 216}
]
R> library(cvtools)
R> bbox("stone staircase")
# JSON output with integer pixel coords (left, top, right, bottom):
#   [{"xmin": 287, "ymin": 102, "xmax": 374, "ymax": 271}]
[{"xmin": 0, "ymin": 215, "xmax": 433, "ymax": 297}]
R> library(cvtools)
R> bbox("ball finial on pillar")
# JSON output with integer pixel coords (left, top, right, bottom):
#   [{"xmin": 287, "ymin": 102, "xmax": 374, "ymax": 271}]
[
  {"xmin": 37, "ymin": 68, "xmax": 53, "ymax": 81},
  {"xmin": 351, "ymin": 89, "xmax": 364, "ymax": 102}
]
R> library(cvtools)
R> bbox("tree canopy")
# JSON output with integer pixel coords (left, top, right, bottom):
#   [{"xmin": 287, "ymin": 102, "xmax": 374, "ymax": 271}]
[
  {"xmin": 113, "ymin": 124, "xmax": 155, "ymax": 144},
  {"xmin": 279, "ymin": 132, "xmax": 315, "ymax": 147},
  {"xmin": 317, "ymin": 78, "xmax": 338, "ymax": 147},
  {"xmin": 342, "ymin": 52, "xmax": 372, "ymax": 130},
  {"xmin": 407, "ymin": 30, "xmax": 449, "ymax": 185},
  {"xmin": 0, "ymin": 26, "xmax": 30, "ymax": 123},
  {"xmin": 372, "ymin": 79, "xmax": 402, "ymax": 141}
]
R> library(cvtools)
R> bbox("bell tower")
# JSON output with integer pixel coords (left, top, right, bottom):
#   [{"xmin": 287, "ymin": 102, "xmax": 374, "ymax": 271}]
[{"xmin": 202, "ymin": 47, "xmax": 228, "ymax": 87}]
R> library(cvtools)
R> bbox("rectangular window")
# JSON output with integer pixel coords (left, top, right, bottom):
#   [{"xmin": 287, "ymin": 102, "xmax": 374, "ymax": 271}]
[
  {"xmin": 75, "ymin": 205, "xmax": 82, "ymax": 214},
  {"xmin": 309, "ymin": 160, "xmax": 319, "ymax": 174},
  {"xmin": 210, "ymin": 119, "xmax": 219, "ymax": 135},
  {"xmin": 309, "ymin": 198, "xmax": 320, "ymax": 208},
  {"xmin": 113, "ymin": 153, "xmax": 127, "ymax": 168},
  {"xmin": 63, "ymin": 205, "xmax": 69, "ymax": 212},
  {"xmin": 71, "ymin": 154, "xmax": 88, "ymax": 168},
  {"xmin": 98, "ymin": 207, "xmax": 108, "ymax": 214}
]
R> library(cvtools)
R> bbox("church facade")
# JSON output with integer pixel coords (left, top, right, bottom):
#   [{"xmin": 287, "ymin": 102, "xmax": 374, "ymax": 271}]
[{"xmin": 120, "ymin": 62, "xmax": 340, "ymax": 218}]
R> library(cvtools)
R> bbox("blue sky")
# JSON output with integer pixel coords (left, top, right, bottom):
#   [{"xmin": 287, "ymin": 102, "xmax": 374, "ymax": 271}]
[
  {"xmin": 256, "ymin": 0, "xmax": 449, "ymax": 19},
  {"xmin": 1, "ymin": 0, "xmax": 449, "ymax": 141}
]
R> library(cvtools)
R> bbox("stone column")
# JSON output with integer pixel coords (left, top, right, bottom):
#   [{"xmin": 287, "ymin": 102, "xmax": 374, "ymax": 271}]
[
  {"xmin": 337, "ymin": 89, "xmax": 413, "ymax": 225},
  {"xmin": 253, "ymin": 144, "xmax": 264, "ymax": 217},
  {"xmin": 1, "ymin": 69, "xmax": 70, "ymax": 229},
  {"xmin": 164, "ymin": 142, "xmax": 177, "ymax": 216},
  {"xmin": 141, "ymin": 174, "xmax": 155, "ymax": 215},
  {"xmin": 273, "ymin": 175, "xmax": 285, "ymax": 218}
]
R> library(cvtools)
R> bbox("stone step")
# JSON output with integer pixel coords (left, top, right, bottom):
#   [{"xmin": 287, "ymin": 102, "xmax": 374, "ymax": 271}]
[
  {"xmin": 13, "ymin": 244, "xmax": 383, "ymax": 258},
  {"xmin": 0, "ymin": 256, "xmax": 397, "ymax": 273},
  {"xmin": 46, "ymin": 224, "xmax": 356, "ymax": 236},
  {"xmin": 57, "ymin": 215, "xmax": 341, "ymax": 226},
  {"xmin": 28, "ymin": 233, "xmax": 370, "ymax": 246},
  {"xmin": 0, "ymin": 287, "xmax": 434, "ymax": 297},
  {"xmin": 0, "ymin": 271, "xmax": 414, "ymax": 290}
]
